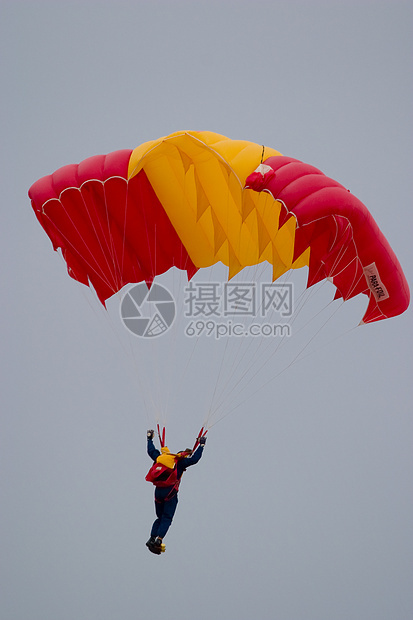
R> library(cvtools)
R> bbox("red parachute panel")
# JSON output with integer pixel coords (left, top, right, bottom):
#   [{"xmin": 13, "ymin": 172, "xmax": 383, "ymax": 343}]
[
  {"xmin": 246, "ymin": 156, "xmax": 410, "ymax": 323},
  {"xmin": 29, "ymin": 151, "xmax": 197, "ymax": 303}
]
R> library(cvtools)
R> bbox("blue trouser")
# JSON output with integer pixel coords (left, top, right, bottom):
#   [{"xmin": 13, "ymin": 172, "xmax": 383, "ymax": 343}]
[{"xmin": 151, "ymin": 494, "xmax": 178, "ymax": 539}]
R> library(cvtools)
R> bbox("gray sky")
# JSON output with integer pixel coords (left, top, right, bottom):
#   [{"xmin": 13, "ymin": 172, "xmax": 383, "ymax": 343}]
[{"xmin": 1, "ymin": 1, "xmax": 412, "ymax": 619}]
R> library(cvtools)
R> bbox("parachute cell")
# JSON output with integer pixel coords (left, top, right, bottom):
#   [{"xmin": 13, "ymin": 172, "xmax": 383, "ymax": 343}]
[{"xmin": 246, "ymin": 157, "xmax": 410, "ymax": 323}]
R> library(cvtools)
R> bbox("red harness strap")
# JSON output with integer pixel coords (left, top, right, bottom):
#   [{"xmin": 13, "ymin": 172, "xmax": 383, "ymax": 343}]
[{"xmin": 155, "ymin": 478, "xmax": 181, "ymax": 503}]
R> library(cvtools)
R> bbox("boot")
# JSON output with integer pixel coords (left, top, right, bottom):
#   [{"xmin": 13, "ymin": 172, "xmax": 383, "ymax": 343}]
[
  {"xmin": 154, "ymin": 537, "xmax": 166, "ymax": 553},
  {"xmin": 146, "ymin": 537, "xmax": 160, "ymax": 554}
]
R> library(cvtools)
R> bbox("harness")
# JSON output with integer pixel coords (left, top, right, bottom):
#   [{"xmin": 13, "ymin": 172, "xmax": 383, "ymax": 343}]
[{"xmin": 146, "ymin": 425, "xmax": 207, "ymax": 502}]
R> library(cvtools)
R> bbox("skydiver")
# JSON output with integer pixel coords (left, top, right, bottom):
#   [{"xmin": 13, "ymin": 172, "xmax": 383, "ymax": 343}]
[{"xmin": 145, "ymin": 429, "xmax": 206, "ymax": 555}]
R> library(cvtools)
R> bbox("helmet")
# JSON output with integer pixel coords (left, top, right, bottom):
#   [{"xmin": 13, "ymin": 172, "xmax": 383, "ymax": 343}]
[{"xmin": 178, "ymin": 449, "xmax": 193, "ymax": 458}]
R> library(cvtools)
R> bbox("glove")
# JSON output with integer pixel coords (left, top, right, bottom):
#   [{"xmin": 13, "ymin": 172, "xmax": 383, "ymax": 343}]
[
  {"xmin": 147, "ymin": 429, "xmax": 154, "ymax": 440},
  {"xmin": 199, "ymin": 436, "xmax": 206, "ymax": 446}
]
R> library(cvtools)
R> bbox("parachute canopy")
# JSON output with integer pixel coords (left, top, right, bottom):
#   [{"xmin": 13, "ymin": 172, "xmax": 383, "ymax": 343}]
[{"xmin": 29, "ymin": 130, "xmax": 409, "ymax": 324}]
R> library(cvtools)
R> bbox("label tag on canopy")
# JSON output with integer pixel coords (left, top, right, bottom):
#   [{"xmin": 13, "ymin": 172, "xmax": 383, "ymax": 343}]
[{"xmin": 363, "ymin": 262, "xmax": 389, "ymax": 301}]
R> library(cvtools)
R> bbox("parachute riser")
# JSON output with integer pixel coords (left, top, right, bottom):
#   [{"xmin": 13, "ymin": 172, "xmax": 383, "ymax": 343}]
[
  {"xmin": 157, "ymin": 424, "xmax": 166, "ymax": 448},
  {"xmin": 156, "ymin": 425, "xmax": 207, "ymax": 451}
]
